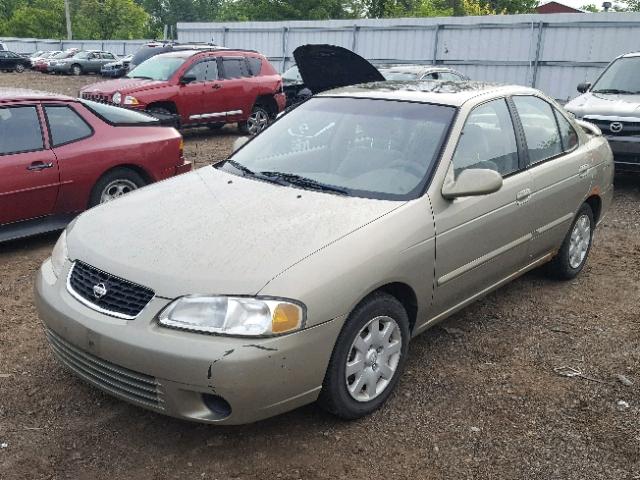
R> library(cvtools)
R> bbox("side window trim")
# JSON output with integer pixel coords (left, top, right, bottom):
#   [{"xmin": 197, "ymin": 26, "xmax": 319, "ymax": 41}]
[
  {"xmin": 43, "ymin": 103, "xmax": 95, "ymax": 148},
  {"xmin": 510, "ymin": 94, "xmax": 568, "ymax": 170},
  {"xmin": 451, "ymin": 96, "xmax": 523, "ymax": 179},
  {"xmin": 0, "ymin": 103, "xmax": 47, "ymax": 156},
  {"xmin": 505, "ymin": 96, "xmax": 530, "ymax": 171}
]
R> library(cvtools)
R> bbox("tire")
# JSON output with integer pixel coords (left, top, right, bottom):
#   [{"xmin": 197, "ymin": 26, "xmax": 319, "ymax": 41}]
[
  {"xmin": 318, "ymin": 292, "xmax": 410, "ymax": 420},
  {"xmin": 546, "ymin": 203, "xmax": 594, "ymax": 280},
  {"xmin": 238, "ymin": 105, "xmax": 270, "ymax": 135},
  {"xmin": 71, "ymin": 64, "xmax": 82, "ymax": 76},
  {"xmin": 15, "ymin": 64, "xmax": 25, "ymax": 73},
  {"xmin": 89, "ymin": 168, "xmax": 146, "ymax": 207}
]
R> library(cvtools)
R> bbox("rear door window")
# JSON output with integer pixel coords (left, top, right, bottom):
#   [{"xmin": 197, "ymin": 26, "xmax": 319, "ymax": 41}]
[
  {"xmin": 44, "ymin": 105, "xmax": 93, "ymax": 146},
  {"xmin": 221, "ymin": 57, "xmax": 250, "ymax": 79},
  {"xmin": 513, "ymin": 96, "xmax": 563, "ymax": 164},
  {"xmin": 0, "ymin": 106, "xmax": 44, "ymax": 155},
  {"xmin": 247, "ymin": 57, "xmax": 262, "ymax": 76},
  {"xmin": 555, "ymin": 110, "xmax": 579, "ymax": 152}
]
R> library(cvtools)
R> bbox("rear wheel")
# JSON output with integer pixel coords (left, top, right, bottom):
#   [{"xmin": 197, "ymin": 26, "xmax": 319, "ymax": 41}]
[
  {"xmin": 15, "ymin": 64, "xmax": 25, "ymax": 73},
  {"xmin": 239, "ymin": 105, "xmax": 270, "ymax": 135},
  {"xmin": 89, "ymin": 168, "xmax": 146, "ymax": 207},
  {"xmin": 71, "ymin": 64, "xmax": 82, "ymax": 76},
  {"xmin": 318, "ymin": 293, "xmax": 410, "ymax": 420},
  {"xmin": 546, "ymin": 203, "xmax": 594, "ymax": 280}
]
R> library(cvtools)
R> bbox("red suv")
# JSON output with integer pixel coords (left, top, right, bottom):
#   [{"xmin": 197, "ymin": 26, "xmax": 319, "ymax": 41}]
[
  {"xmin": 80, "ymin": 48, "xmax": 286, "ymax": 135},
  {"xmin": 0, "ymin": 89, "xmax": 190, "ymax": 242}
]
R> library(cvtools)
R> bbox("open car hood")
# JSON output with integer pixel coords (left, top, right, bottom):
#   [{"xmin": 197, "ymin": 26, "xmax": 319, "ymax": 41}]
[{"xmin": 293, "ymin": 44, "xmax": 384, "ymax": 94}]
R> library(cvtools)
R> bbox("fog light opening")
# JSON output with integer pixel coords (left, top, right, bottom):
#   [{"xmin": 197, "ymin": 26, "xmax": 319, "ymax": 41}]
[{"xmin": 202, "ymin": 394, "xmax": 232, "ymax": 419}]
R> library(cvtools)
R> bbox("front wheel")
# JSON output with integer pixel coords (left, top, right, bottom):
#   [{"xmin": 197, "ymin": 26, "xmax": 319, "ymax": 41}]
[
  {"xmin": 318, "ymin": 293, "xmax": 410, "ymax": 420},
  {"xmin": 89, "ymin": 168, "xmax": 146, "ymax": 207},
  {"xmin": 238, "ymin": 105, "xmax": 270, "ymax": 135},
  {"xmin": 546, "ymin": 203, "xmax": 594, "ymax": 280}
]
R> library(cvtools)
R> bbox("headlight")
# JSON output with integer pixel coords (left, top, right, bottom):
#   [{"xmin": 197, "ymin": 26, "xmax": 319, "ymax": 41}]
[
  {"xmin": 51, "ymin": 230, "xmax": 68, "ymax": 278},
  {"xmin": 158, "ymin": 295, "xmax": 305, "ymax": 336},
  {"xmin": 123, "ymin": 95, "xmax": 139, "ymax": 105},
  {"xmin": 112, "ymin": 92, "xmax": 122, "ymax": 104}
]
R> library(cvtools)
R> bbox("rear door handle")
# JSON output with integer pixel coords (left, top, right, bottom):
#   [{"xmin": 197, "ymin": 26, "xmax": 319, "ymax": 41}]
[
  {"xmin": 516, "ymin": 188, "xmax": 531, "ymax": 203},
  {"xmin": 579, "ymin": 163, "xmax": 589, "ymax": 177},
  {"xmin": 211, "ymin": 84, "xmax": 222, "ymax": 90},
  {"xmin": 27, "ymin": 161, "xmax": 53, "ymax": 171}
]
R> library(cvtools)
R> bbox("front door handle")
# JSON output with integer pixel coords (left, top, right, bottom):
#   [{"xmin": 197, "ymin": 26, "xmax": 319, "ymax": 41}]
[
  {"xmin": 579, "ymin": 163, "xmax": 589, "ymax": 177},
  {"xmin": 516, "ymin": 188, "xmax": 531, "ymax": 203},
  {"xmin": 211, "ymin": 84, "xmax": 222, "ymax": 90},
  {"xmin": 27, "ymin": 161, "xmax": 53, "ymax": 171}
]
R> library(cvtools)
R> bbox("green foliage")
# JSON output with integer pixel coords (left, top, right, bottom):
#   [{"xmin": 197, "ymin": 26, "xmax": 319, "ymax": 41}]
[
  {"xmin": 218, "ymin": 0, "xmax": 352, "ymax": 21},
  {"xmin": 72, "ymin": 0, "xmax": 149, "ymax": 39},
  {"xmin": 3, "ymin": 0, "xmax": 66, "ymax": 37},
  {"xmin": 580, "ymin": 3, "xmax": 599, "ymax": 11}
]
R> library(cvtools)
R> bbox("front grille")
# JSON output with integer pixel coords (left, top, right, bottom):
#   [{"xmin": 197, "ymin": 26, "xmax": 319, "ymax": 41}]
[
  {"xmin": 584, "ymin": 117, "xmax": 640, "ymax": 137},
  {"xmin": 67, "ymin": 261, "xmax": 154, "ymax": 319},
  {"xmin": 45, "ymin": 328, "xmax": 164, "ymax": 410},
  {"xmin": 81, "ymin": 92, "xmax": 114, "ymax": 104}
]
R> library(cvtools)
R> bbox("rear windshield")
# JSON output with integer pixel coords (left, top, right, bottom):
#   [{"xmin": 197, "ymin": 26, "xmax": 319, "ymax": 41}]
[
  {"xmin": 381, "ymin": 70, "xmax": 420, "ymax": 81},
  {"xmin": 81, "ymin": 100, "xmax": 159, "ymax": 126}
]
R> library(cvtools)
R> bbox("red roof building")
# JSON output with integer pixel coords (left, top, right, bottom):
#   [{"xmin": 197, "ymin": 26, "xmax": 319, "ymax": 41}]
[{"xmin": 536, "ymin": 1, "xmax": 584, "ymax": 13}]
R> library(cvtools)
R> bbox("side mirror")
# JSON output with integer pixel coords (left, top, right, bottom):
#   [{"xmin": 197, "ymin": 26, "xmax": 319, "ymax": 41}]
[
  {"xmin": 442, "ymin": 168, "xmax": 503, "ymax": 200},
  {"xmin": 180, "ymin": 74, "xmax": 197, "ymax": 84},
  {"xmin": 577, "ymin": 82, "xmax": 591, "ymax": 94},
  {"xmin": 233, "ymin": 136, "xmax": 250, "ymax": 152}
]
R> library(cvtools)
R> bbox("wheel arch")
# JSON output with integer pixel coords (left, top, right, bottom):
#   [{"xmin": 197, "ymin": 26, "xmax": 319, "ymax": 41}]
[
  {"xmin": 254, "ymin": 94, "xmax": 279, "ymax": 118},
  {"xmin": 146, "ymin": 100, "xmax": 179, "ymax": 115},
  {"xmin": 359, "ymin": 282, "xmax": 419, "ymax": 334},
  {"xmin": 584, "ymin": 194, "xmax": 602, "ymax": 223},
  {"xmin": 88, "ymin": 164, "xmax": 153, "ymax": 208}
]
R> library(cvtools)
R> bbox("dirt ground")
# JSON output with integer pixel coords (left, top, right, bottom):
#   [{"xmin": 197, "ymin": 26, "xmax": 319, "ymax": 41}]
[{"xmin": 1, "ymin": 72, "xmax": 639, "ymax": 480}]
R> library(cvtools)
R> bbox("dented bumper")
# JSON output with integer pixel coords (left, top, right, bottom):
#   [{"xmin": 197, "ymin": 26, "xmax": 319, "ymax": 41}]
[{"xmin": 35, "ymin": 259, "xmax": 344, "ymax": 424}]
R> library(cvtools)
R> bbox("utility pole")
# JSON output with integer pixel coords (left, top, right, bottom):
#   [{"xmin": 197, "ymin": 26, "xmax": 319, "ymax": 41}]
[{"xmin": 64, "ymin": 0, "xmax": 72, "ymax": 40}]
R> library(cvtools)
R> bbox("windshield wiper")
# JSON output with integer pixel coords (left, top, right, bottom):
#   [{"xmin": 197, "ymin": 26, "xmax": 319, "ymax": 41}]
[
  {"xmin": 128, "ymin": 75, "xmax": 154, "ymax": 80},
  {"xmin": 223, "ymin": 159, "xmax": 256, "ymax": 176},
  {"xmin": 592, "ymin": 88, "xmax": 636, "ymax": 94},
  {"xmin": 259, "ymin": 171, "xmax": 348, "ymax": 195}
]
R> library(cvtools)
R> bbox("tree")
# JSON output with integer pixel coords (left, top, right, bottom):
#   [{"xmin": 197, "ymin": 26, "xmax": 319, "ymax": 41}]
[
  {"xmin": 219, "ymin": 0, "xmax": 351, "ymax": 21},
  {"xmin": 3, "ymin": 0, "xmax": 66, "ymax": 38},
  {"xmin": 72, "ymin": 0, "xmax": 149, "ymax": 39},
  {"xmin": 580, "ymin": 3, "xmax": 599, "ymax": 11}
]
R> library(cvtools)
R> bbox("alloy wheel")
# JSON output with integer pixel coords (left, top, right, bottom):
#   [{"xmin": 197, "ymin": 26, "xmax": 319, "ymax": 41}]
[
  {"xmin": 345, "ymin": 315, "xmax": 402, "ymax": 402},
  {"xmin": 99, "ymin": 179, "xmax": 138, "ymax": 203},
  {"xmin": 568, "ymin": 214, "xmax": 591, "ymax": 269},
  {"xmin": 246, "ymin": 109, "xmax": 269, "ymax": 135}
]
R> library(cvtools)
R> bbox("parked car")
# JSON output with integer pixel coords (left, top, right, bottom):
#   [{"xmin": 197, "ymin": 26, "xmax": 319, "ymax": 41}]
[
  {"xmin": 0, "ymin": 41, "xmax": 6, "ymax": 51},
  {"xmin": 0, "ymin": 88, "xmax": 191, "ymax": 242},
  {"xmin": 30, "ymin": 51, "xmax": 61, "ymax": 70},
  {"xmin": 128, "ymin": 41, "xmax": 218, "ymax": 70},
  {"xmin": 80, "ymin": 48, "xmax": 286, "ymax": 134},
  {"xmin": 101, "ymin": 54, "xmax": 133, "ymax": 78},
  {"xmin": 378, "ymin": 65, "xmax": 469, "ymax": 82},
  {"xmin": 281, "ymin": 65, "xmax": 312, "ymax": 107},
  {"xmin": 36, "ymin": 70, "xmax": 613, "ymax": 424},
  {"xmin": 34, "ymin": 50, "xmax": 76, "ymax": 72},
  {"xmin": 49, "ymin": 50, "xmax": 119, "ymax": 75},
  {"xmin": 0, "ymin": 51, "xmax": 31, "ymax": 72},
  {"xmin": 565, "ymin": 51, "xmax": 640, "ymax": 172}
]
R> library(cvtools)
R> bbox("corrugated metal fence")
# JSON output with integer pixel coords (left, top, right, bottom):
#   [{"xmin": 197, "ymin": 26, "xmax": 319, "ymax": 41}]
[
  {"xmin": 178, "ymin": 12, "xmax": 640, "ymax": 100},
  {"xmin": 0, "ymin": 38, "xmax": 149, "ymax": 56}
]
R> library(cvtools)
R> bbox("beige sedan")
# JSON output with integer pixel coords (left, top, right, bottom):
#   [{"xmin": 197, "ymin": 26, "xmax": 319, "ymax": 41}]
[{"xmin": 36, "ymin": 81, "xmax": 614, "ymax": 424}]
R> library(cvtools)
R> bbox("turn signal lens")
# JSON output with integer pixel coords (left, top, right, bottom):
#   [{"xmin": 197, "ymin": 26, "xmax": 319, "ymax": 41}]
[{"xmin": 272, "ymin": 303, "xmax": 303, "ymax": 334}]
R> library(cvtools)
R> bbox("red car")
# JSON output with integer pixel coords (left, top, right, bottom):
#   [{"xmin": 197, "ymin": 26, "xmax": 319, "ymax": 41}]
[
  {"xmin": 0, "ymin": 89, "xmax": 191, "ymax": 242},
  {"xmin": 80, "ymin": 48, "xmax": 286, "ymax": 135},
  {"xmin": 33, "ymin": 50, "xmax": 77, "ymax": 73}
]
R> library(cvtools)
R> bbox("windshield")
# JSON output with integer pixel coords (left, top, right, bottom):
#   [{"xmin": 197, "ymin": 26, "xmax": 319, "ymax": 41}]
[
  {"xmin": 126, "ymin": 55, "xmax": 186, "ymax": 81},
  {"xmin": 220, "ymin": 97, "xmax": 455, "ymax": 200},
  {"xmin": 592, "ymin": 56, "xmax": 640, "ymax": 94},
  {"xmin": 380, "ymin": 70, "xmax": 420, "ymax": 81},
  {"xmin": 282, "ymin": 65, "xmax": 302, "ymax": 83}
]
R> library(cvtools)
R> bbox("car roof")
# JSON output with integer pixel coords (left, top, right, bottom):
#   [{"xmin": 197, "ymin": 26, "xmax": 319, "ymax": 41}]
[
  {"xmin": 0, "ymin": 88, "xmax": 74, "ymax": 103},
  {"xmin": 154, "ymin": 48, "xmax": 260, "ymax": 59},
  {"xmin": 621, "ymin": 51, "xmax": 640, "ymax": 58},
  {"xmin": 319, "ymin": 81, "xmax": 539, "ymax": 107},
  {"xmin": 378, "ymin": 65, "xmax": 437, "ymax": 72}
]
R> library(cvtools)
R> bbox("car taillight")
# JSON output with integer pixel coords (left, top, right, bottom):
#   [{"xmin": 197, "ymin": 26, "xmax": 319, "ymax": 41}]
[{"xmin": 178, "ymin": 138, "xmax": 185, "ymax": 165}]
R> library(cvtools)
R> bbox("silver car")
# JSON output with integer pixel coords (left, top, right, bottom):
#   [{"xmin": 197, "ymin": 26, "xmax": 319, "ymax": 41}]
[
  {"xmin": 565, "ymin": 51, "xmax": 640, "ymax": 172},
  {"xmin": 36, "ymin": 81, "xmax": 614, "ymax": 425}
]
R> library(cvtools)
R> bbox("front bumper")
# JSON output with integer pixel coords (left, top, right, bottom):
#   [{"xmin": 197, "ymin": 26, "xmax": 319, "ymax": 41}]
[
  {"xmin": 605, "ymin": 135, "xmax": 640, "ymax": 171},
  {"xmin": 35, "ymin": 259, "xmax": 344, "ymax": 424}
]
